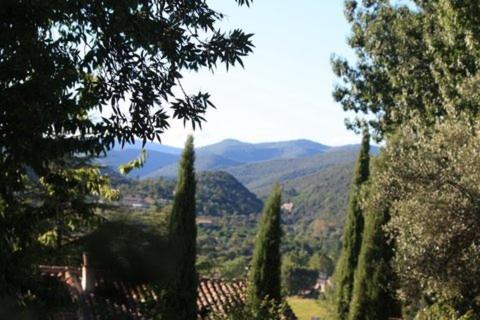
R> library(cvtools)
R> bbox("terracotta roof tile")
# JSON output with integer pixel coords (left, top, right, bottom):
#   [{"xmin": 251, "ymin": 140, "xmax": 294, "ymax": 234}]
[{"xmin": 40, "ymin": 266, "xmax": 255, "ymax": 319}]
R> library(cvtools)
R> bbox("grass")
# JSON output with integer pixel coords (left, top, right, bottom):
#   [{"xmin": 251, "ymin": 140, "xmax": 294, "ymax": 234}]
[{"xmin": 287, "ymin": 297, "xmax": 329, "ymax": 320}]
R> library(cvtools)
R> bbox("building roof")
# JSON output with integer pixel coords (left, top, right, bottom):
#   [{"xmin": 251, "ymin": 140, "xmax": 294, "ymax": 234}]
[
  {"xmin": 40, "ymin": 265, "xmax": 295, "ymax": 319},
  {"xmin": 281, "ymin": 202, "xmax": 294, "ymax": 213}
]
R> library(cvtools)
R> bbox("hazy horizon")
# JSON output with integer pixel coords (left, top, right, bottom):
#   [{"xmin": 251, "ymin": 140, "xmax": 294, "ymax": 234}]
[{"xmin": 121, "ymin": 136, "xmax": 367, "ymax": 151}]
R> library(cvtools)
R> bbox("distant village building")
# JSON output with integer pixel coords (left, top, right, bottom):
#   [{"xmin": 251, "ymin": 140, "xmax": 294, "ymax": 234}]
[
  {"xmin": 196, "ymin": 217, "xmax": 213, "ymax": 225},
  {"xmin": 196, "ymin": 217, "xmax": 218, "ymax": 230},
  {"xmin": 281, "ymin": 202, "xmax": 294, "ymax": 213},
  {"xmin": 39, "ymin": 254, "xmax": 297, "ymax": 319},
  {"xmin": 314, "ymin": 274, "xmax": 332, "ymax": 294},
  {"xmin": 121, "ymin": 195, "xmax": 150, "ymax": 208}
]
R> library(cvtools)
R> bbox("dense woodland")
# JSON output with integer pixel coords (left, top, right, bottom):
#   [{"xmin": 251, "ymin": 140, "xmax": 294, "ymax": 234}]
[
  {"xmin": 109, "ymin": 169, "xmax": 338, "ymax": 289},
  {"xmin": 2, "ymin": 0, "xmax": 480, "ymax": 319},
  {"xmin": 330, "ymin": 1, "xmax": 480, "ymax": 319}
]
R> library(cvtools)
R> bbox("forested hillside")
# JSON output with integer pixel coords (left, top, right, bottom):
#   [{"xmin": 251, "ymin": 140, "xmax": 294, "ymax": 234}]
[
  {"xmin": 106, "ymin": 152, "xmax": 357, "ymax": 283},
  {"xmin": 117, "ymin": 171, "xmax": 263, "ymax": 217},
  {"xmin": 107, "ymin": 142, "xmax": 374, "ymax": 262},
  {"xmin": 196, "ymin": 171, "xmax": 263, "ymax": 216},
  {"xmin": 284, "ymin": 163, "xmax": 354, "ymax": 232},
  {"xmin": 228, "ymin": 145, "xmax": 364, "ymax": 196},
  {"xmin": 102, "ymin": 142, "xmax": 368, "ymax": 247}
]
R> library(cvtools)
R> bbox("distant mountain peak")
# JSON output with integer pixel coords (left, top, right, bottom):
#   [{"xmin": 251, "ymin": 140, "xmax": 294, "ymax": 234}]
[
  {"xmin": 210, "ymin": 138, "xmax": 247, "ymax": 146},
  {"xmin": 101, "ymin": 138, "xmax": 367, "ymax": 180},
  {"xmin": 220, "ymin": 138, "xmax": 243, "ymax": 143},
  {"xmin": 291, "ymin": 139, "xmax": 327, "ymax": 146},
  {"xmin": 112, "ymin": 141, "xmax": 182, "ymax": 155},
  {"xmin": 217, "ymin": 138, "xmax": 324, "ymax": 145}
]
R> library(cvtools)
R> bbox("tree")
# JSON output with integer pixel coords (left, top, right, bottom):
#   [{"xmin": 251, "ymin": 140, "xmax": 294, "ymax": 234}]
[
  {"xmin": 222, "ymin": 256, "xmax": 248, "ymax": 280},
  {"xmin": 164, "ymin": 136, "xmax": 197, "ymax": 320},
  {"xmin": 334, "ymin": 130, "xmax": 370, "ymax": 319},
  {"xmin": 308, "ymin": 252, "xmax": 335, "ymax": 277},
  {"xmin": 348, "ymin": 157, "xmax": 400, "ymax": 320},
  {"xmin": 248, "ymin": 184, "xmax": 283, "ymax": 316},
  {"xmin": 282, "ymin": 263, "xmax": 318, "ymax": 296},
  {"xmin": 376, "ymin": 120, "xmax": 480, "ymax": 316},
  {"xmin": 0, "ymin": 0, "xmax": 253, "ymax": 297},
  {"xmin": 0, "ymin": 157, "xmax": 117, "ymax": 295},
  {"xmin": 332, "ymin": 0, "xmax": 480, "ymax": 140},
  {"xmin": 333, "ymin": 1, "xmax": 480, "ymax": 317}
]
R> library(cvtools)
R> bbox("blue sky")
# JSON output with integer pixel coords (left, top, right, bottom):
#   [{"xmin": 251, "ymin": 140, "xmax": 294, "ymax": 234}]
[{"xmin": 161, "ymin": 1, "xmax": 359, "ymax": 148}]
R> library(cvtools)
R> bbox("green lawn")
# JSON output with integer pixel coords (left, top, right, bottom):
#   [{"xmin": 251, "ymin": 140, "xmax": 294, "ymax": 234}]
[{"xmin": 287, "ymin": 297, "xmax": 329, "ymax": 320}]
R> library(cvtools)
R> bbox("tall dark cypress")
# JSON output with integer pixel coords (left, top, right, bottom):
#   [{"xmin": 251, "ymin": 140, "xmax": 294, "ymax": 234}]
[
  {"xmin": 334, "ymin": 130, "xmax": 370, "ymax": 320},
  {"xmin": 165, "ymin": 136, "xmax": 197, "ymax": 320},
  {"xmin": 248, "ymin": 184, "xmax": 283, "ymax": 315},
  {"xmin": 348, "ymin": 205, "xmax": 400, "ymax": 320}
]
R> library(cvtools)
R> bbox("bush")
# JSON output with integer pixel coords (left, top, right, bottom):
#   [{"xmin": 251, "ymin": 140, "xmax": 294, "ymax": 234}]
[{"xmin": 415, "ymin": 303, "xmax": 477, "ymax": 320}]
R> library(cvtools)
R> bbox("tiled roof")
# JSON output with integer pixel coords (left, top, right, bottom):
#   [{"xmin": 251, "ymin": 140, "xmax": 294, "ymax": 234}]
[
  {"xmin": 198, "ymin": 278, "xmax": 247, "ymax": 318},
  {"xmin": 40, "ymin": 265, "xmax": 255, "ymax": 320}
]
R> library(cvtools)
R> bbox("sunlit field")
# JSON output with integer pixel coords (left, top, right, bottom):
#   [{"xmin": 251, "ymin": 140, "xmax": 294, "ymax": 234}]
[{"xmin": 287, "ymin": 297, "xmax": 328, "ymax": 320}]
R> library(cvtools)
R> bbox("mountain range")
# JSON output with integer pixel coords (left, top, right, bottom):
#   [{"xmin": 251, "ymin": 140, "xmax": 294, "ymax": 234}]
[
  {"xmin": 104, "ymin": 139, "xmax": 376, "ymax": 210},
  {"xmin": 101, "ymin": 139, "xmax": 352, "ymax": 179},
  {"xmin": 102, "ymin": 138, "xmax": 378, "ymax": 257}
]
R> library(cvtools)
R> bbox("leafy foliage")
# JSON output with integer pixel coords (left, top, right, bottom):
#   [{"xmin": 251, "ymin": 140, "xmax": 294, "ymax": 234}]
[
  {"xmin": 82, "ymin": 221, "xmax": 169, "ymax": 286},
  {"xmin": 118, "ymin": 149, "xmax": 148, "ymax": 175},
  {"xmin": 308, "ymin": 253, "xmax": 335, "ymax": 278},
  {"xmin": 0, "ymin": 156, "xmax": 117, "ymax": 294},
  {"xmin": 282, "ymin": 265, "xmax": 318, "ymax": 296},
  {"xmin": 375, "ymin": 120, "xmax": 480, "ymax": 315},
  {"xmin": 333, "ymin": 0, "xmax": 480, "ymax": 140},
  {"xmin": 334, "ymin": 1, "xmax": 480, "ymax": 317},
  {"xmin": 0, "ymin": 0, "xmax": 253, "ymax": 297},
  {"xmin": 414, "ymin": 303, "xmax": 477, "ymax": 320}
]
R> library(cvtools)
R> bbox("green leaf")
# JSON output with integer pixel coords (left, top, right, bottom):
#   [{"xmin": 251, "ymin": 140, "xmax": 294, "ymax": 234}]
[{"xmin": 118, "ymin": 149, "xmax": 148, "ymax": 175}]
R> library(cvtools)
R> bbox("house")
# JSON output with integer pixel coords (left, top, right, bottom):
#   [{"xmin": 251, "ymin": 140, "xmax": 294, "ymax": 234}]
[
  {"xmin": 196, "ymin": 217, "xmax": 217, "ymax": 230},
  {"xmin": 120, "ymin": 195, "xmax": 150, "ymax": 209},
  {"xmin": 40, "ymin": 254, "xmax": 296, "ymax": 319},
  {"xmin": 313, "ymin": 274, "xmax": 332, "ymax": 294},
  {"xmin": 281, "ymin": 202, "xmax": 294, "ymax": 213}
]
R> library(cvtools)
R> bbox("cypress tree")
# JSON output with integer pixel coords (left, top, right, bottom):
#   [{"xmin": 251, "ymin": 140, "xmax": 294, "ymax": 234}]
[
  {"xmin": 164, "ymin": 136, "xmax": 197, "ymax": 320},
  {"xmin": 334, "ymin": 130, "xmax": 370, "ymax": 319},
  {"xmin": 348, "ymin": 205, "xmax": 400, "ymax": 320},
  {"xmin": 248, "ymin": 184, "xmax": 283, "ymax": 315}
]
